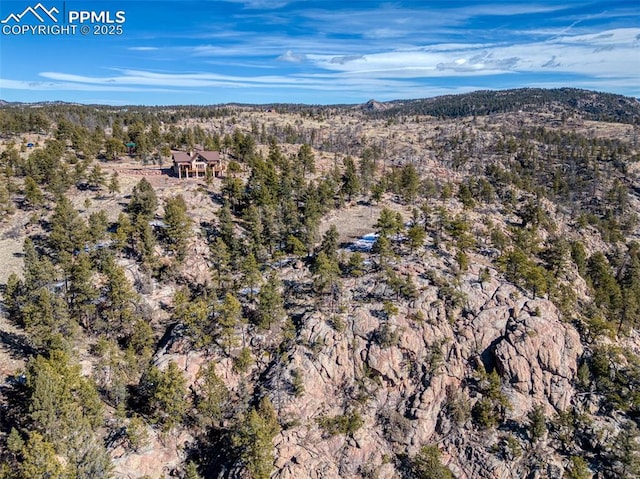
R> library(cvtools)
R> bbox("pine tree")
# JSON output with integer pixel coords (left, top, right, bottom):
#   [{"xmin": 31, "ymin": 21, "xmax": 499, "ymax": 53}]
[
  {"xmin": 297, "ymin": 143, "xmax": 315, "ymax": 176},
  {"xmin": 99, "ymin": 256, "xmax": 138, "ymax": 338},
  {"xmin": 341, "ymin": 156, "xmax": 360, "ymax": 202},
  {"xmin": 108, "ymin": 171, "xmax": 120, "ymax": 195},
  {"xmin": 256, "ymin": 272, "xmax": 284, "ymax": 329},
  {"xmin": 67, "ymin": 252, "xmax": 98, "ymax": 328},
  {"xmin": 164, "ymin": 194, "xmax": 193, "ymax": 262},
  {"xmin": 528, "ymin": 404, "xmax": 546, "ymax": 442},
  {"xmin": 218, "ymin": 293, "xmax": 242, "ymax": 354},
  {"xmin": 132, "ymin": 215, "xmax": 157, "ymax": 267},
  {"xmin": 313, "ymin": 251, "xmax": 340, "ymax": 295},
  {"xmin": 87, "ymin": 163, "xmax": 107, "ymax": 190},
  {"xmin": 210, "ymin": 237, "xmax": 232, "ymax": 291},
  {"xmin": 319, "ymin": 225, "xmax": 339, "ymax": 261},
  {"xmin": 241, "ymin": 252, "xmax": 261, "ymax": 299},
  {"xmin": 25, "ymin": 350, "xmax": 104, "ymax": 449},
  {"xmin": 375, "ymin": 207, "xmax": 401, "ymax": 238},
  {"xmin": 22, "ymin": 238, "xmax": 56, "ymax": 293},
  {"xmin": 217, "ymin": 203, "xmax": 236, "ymax": 253},
  {"xmin": 399, "ymin": 163, "xmax": 420, "ymax": 204},
  {"xmin": 194, "ymin": 362, "xmax": 229, "ymax": 428},
  {"xmin": 23, "ymin": 176, "xmax": 44, "ymax": 208},
  {"xmin": 410, "ymin": 445, "xmax": 453, "ymax": 479},
  {"xmin": 0, "ymin": 179, "xmax": 15, "ymax": 220},
  {"xmin": 49, "ymin": 195, "xmax": 88, "ymax": 262},
  {"xmin": 127, "ymin": 178, "xmax": 157, "ymax": 222},
  {"xmin": 87, "ymin": 210, "xmax": 109, "ymax": 244},
  {"xmin": 235, "ymin": 397, "xmax": 280, "ymax": 479},
  {"xmin": 407, "ymin": 224, "xmax": 426, "ymax": 251},
  {"xmin": 19, "ymin": 432, "xmax": 65, "ymax": 479},
  {"xmin": 140, "ymin": 361, "xmax": 188, "ymax": 431},
  {"xmin": 22, "ymin": 287, "xmax": 74, "ymax": 349}
]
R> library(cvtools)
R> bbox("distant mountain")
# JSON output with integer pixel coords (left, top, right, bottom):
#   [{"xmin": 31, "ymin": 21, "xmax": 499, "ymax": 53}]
[
  {"xmin": 360, "ymin": 99, "xmax": 391, "ymax": 112},
  {"xmin": 362, "ymin": 88, "xmax": 640, "ymax": 124}
]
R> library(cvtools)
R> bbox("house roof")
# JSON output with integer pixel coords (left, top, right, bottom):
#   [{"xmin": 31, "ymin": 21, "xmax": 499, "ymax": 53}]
[
  {"xmin": 194, "ymin": 150, "xmax": 220, "ymax": 164},
  {"xmin": 172, "ymin": 149, "xmax": 222, "ymax": 166},
  {"xmin": 172, "ymin": 151, "xmax": 191, "ymax": 163}
]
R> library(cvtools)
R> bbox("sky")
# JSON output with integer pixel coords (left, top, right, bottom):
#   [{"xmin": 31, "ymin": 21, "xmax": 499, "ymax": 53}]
[{"xmin": 0, "ymin": 0, "xmax": 638, "ymax": 105}]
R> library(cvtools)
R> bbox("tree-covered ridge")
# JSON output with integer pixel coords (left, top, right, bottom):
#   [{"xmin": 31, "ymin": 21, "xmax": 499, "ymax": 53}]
[
  {"xmin": 2, "ymin": 88, "xmax": 640, "ymax": 134},
  {"xmin": 366, "ymin": 88, "xmax": 640, "ymax": 124}
]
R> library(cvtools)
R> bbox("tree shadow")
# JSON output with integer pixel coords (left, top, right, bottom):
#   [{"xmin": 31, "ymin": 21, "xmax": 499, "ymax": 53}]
[{"xmin": 0, "ymin": 329, "xmax": 37, "ymax": 359}]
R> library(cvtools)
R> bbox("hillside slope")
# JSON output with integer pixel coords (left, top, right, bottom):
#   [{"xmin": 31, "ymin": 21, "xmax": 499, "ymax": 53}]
[{"xmin": 0, "ymin": 89, "xmax": 639, "ymax": 479}]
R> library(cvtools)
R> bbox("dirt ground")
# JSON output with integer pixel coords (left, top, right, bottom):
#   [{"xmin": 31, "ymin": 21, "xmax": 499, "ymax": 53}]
[{"xmin": 319, "ymin": 201, "xmax": 411, "ymax": 244}]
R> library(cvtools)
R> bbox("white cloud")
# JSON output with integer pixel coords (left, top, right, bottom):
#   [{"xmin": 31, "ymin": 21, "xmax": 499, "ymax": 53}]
[
  {"xmin": 302, "ymin": 28, "xmax": 640, "ymax": 82},
  {"xmin": 0, "ymin": 78, "xmax": 186, "ymax": 93},
  {"xmin": 128, "ymin": 47, "xmax": 159, "ymax": 51},
  {"xmin": 277, "ymin": 50, "xmax": 307, "ymax": 62}
]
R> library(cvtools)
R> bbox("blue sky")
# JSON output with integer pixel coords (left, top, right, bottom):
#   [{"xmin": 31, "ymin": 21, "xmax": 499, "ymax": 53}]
[{"xmin": 0, "ymin": 0, "xmax": 638, "ymax": 105}]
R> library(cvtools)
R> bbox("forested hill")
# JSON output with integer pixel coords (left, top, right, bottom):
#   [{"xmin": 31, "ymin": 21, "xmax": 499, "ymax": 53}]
[
  {"xmin": 361, "ymin": 88, "xmax": 640, "ymax": 124},
  {"xmin": 2, "ymin": 88, "xmax": 639, "ymax": 126}
]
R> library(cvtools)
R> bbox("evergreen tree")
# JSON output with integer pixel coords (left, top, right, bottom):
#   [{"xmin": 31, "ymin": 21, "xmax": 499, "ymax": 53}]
[
  {"xmin": 410, "ymin": 445, "xmax": 453, "ymax": 479},
  {"xmin": 108, "ymin": 171, "xmax": 120, "ymax": 194},
  {"xmin": 218, "ymin": 293, "xmax": 242, "ymax": 354},
  {"xmin": 140, "ymin": 361, "xmax": 188, "ymax": 431},
  {"xmin": 297, "ymin": 143, "xmax": 315, "ymax": 176},
  {"xmin": 87, "ymin": 163, "xmax": 107, "ymax": 190},
  {"xmin": 25, "ymin": 350, "xmax": 104, "ymax": 454},
  {"xmin": 313, "ymin": 251, "xmax": 340, "ymax": 295},
  {"xmin": 0, "ymin": 179, "xmax": 15, "ymax": 220},
  {"xmin": 375, "ymin": 207, "xmax": 402, "ymax": 238},
  {"xmin": 235, "ymin": 397, "xmax": 280, "ymax": 479},
  {"xmin": 587, "ymin": 252, "xmax": 622, "ymax": 315},
  {"xmin": 127, "ymin": 178, "xmax": 157, "ymax": 222},
  {"xmin": 22, "ymin": 287, "xmax": 74, "ymax": 349},
  {"xmin": 407, "ymin": 224, "xmax": 426, "ymax": 251},
  {"xmin": 49, "ymin": 195, "xmax": 88, "ymax": 262},
  {"xmin": 319, "ymin": 224, "xmax": 339, "ymax": 261},
  {"xmin": 194, "ymin": 362, "xmax": 229, "ymax": 428},
  {"xmin": 22, "ymin": 238, "xmax": 56, "ymax": 292},
  {"xmin": 241, "ymin": 252, "xmax": 261, "ymax": 299},
  {"xmin": 87, "ymin": 210, "xmax": 109, "ymax": 244},
  {"xmin": 210, "ymin": 237, "xmax": 233, "ymax": 291},
  {"xmin": 113, "ymin": 211, "xmax": 133, "ymax": 251},
  {"xmin": 23, "ymin": 176, "xmax": 44, "ymax": 208},
  {"xmin": 99, "ymin": 256, "xmax": 138, "ymax": 338},
  {"xmin": 399, "ymin": 163, "xmax": 420, "ymax": 204},
  {"xmin": 67, "ymin": 252, "xmax": 98, "ymax": 328},
  {"xmin": 256, "ymin": 272, "xmax": 284, "ymax": 329},
  {"xmin": 173, "ymin": 288, "xmax": 212, "ymax": 349},
  {"xmin": 217, "ymin": 204, "xmax": 236, "ymax": 253},
  {"xmin": 132, "ymin": 215, "xmax": 157, "ymax": 267},
  {"xmin": 18, "ymin": 432, "xmax": 65, "ymax": 479},
  {"xmin": 528, "ymin": 404, "xmax": 547, "ymax": 442},
  {"xmin": 163, "ymin": 194, "xmax": 193, "ymax": 261},
  {"xmin": 341, "ymin": 156, "xmax": 360, "ymax": 202}
]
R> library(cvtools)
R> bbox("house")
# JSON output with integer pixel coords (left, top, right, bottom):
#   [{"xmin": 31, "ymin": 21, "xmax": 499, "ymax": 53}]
[{"xmin": 172, "ymin": 148, "xmax": 225, "ymax": 179}]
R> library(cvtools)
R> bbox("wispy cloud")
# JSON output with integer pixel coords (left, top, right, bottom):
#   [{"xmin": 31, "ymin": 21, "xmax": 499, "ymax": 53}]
[
  {"xmin": 2, "ymin": 1, "xmax": 639, "ymax": 104},
  {"xmin": 0, "ymin": 78, "xmax": 187, "ymax": 93},
  {"xmin": 277, "ymin": 50, "xmax": 306, "ymax": 62}
]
